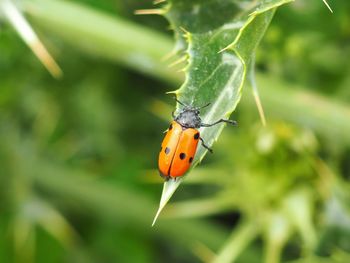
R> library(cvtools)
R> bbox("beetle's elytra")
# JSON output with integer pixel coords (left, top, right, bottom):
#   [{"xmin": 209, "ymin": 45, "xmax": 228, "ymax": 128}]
[{"xmin": 158, "ymin": 99, "xmax": 237, "ymax": 180}]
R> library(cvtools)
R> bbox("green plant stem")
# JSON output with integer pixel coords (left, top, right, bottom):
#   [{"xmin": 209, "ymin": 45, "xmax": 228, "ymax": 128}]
[
  {"xmin": 23, "ymin": 0, "xmax": 350, "ymax": 143},
  {"xmin": 211, "ymin": 220, "xmax": 258, "ymax": 263}
]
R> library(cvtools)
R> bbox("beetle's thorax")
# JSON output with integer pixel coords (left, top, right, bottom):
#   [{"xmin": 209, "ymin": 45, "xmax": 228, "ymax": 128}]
[{"xmin": 175, "ymin": 109, "xmax": 202, "ymax": 129}]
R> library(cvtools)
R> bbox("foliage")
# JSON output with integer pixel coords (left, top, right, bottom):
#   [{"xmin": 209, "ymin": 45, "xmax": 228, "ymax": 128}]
[
  {"xmin": 0, "ymin": 0, "xmax": 350, "ymax": 263},
  {"xmin": 153, "ymin": 0, "xmax": 293, "ymax": 228}
]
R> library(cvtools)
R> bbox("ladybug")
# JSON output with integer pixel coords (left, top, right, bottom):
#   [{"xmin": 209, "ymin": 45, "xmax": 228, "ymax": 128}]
[{"xmin": 158, "ymin": 98, "xmax": 237, "ymax": 180}]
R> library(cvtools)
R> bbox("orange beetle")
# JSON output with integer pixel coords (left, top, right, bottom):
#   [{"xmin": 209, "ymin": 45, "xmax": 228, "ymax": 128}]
[{"xmin": 158, "ymin": 99, "xmax": 236, "ymax": 180}]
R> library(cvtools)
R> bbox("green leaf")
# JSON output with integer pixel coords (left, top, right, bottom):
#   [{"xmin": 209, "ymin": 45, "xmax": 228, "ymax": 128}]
[
  {"xmin": 153, "ymin": 0, "xmax": 293, "ymax": 225},
  {"xmin": 167, "ymin": 0, "xmax": 293, "ymax": 165}
]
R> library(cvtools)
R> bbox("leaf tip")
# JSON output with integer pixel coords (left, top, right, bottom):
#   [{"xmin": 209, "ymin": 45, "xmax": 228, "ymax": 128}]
[
  {"xmin": 152, "ymin": 178, "xmax": 182, "ymax": 226},
  {"xmin": 218, "ymin": 44, "xmax": 234, "ymax": 54},
  {"xmin": 168, "ymin": 55, "xmax": 187, "ymax": 68},
  {"xmin": 30, "ymin": 40, "xmax": 63, "ymax": 79},
  {"xmin": 166, "ymin": 90, "xmax": 178, "ymax": 95},
  {"xmin": 161, "ymin": 48, "xmax": 177, "ymax": 62},
  {"xmin": 253, "ymin": 90, "xmax": 267, "ymax": 126},
  {"xmin": 151, "ymin": 208, "xmax": 162, "ymax": 227}
]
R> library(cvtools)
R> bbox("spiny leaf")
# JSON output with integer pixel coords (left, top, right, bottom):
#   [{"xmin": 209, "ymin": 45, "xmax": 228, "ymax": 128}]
[{"xmin": 153, "ymin": 0, "xmax": 294, "ymax": 226}]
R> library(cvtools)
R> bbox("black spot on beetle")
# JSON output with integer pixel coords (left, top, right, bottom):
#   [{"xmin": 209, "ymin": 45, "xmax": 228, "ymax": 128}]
[
  {"xmin": 169, "ymin": 123, "xmax": 173, "ymax": 130},
  {"xmin": 194, "ymin": 133, "xmax": 200, "ymax": 140},
  {"xmin": 189, "ymin": 157, "xmax": 193, "ymax": 163},
  {"xmin": 165, "ymin": 147, "xmax": 170, "ymax": 154},
  {"xmin": 179, "ymin": 153, "xmax": 186, "ymax": 160}
]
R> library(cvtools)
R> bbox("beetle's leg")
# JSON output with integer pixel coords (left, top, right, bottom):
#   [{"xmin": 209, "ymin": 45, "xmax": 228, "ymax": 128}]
[
  {"xmin": 159, "ymin": 172, "xmax": 170, "ymax": 181},
  {"xmin": 172, "ymin": 110, "xmax": 176, "ymax": 118},
  {"xmin": 200, "ymin": 119, "xmax": 237, "ymax": 127},
  {"xmin": 200, "ymin": 137, "xmax": 213, "ymax": 153}
]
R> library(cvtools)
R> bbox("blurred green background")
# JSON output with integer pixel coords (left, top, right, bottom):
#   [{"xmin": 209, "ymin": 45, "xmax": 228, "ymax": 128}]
[{"xmin": 1, "ymin": 0, "xmax": 350, "ymax": 262}]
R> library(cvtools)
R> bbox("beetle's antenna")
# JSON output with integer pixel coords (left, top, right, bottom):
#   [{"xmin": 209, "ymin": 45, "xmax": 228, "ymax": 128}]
[{"xmin": 198, "ymin": 102, "xmax": 211, "ymax": 110}]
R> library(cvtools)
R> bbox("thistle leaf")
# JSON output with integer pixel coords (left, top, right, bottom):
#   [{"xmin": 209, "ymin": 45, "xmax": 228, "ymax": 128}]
[{"xmin": 153, "ymin": 0, "xmax": 294, "ymax": 225}]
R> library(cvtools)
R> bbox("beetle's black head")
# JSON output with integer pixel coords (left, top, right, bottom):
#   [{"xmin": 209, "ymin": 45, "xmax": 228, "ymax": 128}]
[
  {"xmin": 175, "ymin": 107, "xmax": 202, "ymax": 128},
  {"xmin": 173, "ymin": 99, "xmax": 210, "ymax": 129}
]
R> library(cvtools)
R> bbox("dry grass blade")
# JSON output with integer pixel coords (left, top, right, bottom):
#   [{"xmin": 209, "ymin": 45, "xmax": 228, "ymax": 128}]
[
  {"xmin": 249, "ymin": 55, "xmax": 266, "ymax": 126},
  {"xmin": 134, "ymin": 9, "xmax": 163, "ymax": 15},
  {"xmin": 0, "ymin": 0, "xmax": 62, "ymax": 78},
  {"xmin": 322, "ymin": 0, "xmax": 333, "ymax": 13}
]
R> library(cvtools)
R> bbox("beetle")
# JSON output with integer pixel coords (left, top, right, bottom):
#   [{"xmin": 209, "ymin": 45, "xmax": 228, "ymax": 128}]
[{"xmin": 158, "ymin": 98, "xmax": 237, "ymax": 180}]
